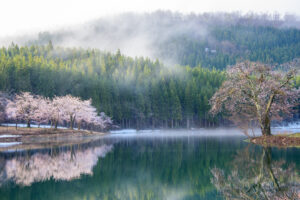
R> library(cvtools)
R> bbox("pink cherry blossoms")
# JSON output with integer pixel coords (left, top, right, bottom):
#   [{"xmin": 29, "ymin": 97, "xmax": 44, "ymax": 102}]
[{"xmin": 4, "ymin": 92, "xmax": 112, "ymax": 130}]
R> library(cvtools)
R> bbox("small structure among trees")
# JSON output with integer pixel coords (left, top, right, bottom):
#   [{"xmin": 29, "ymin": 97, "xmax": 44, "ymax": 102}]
[
  {"xmin": 210, "ymin": 61, "xmax": 299, "ymax": 136},
  {"xmin": 3, "ymin": 92, "xmax": 112, "ymax": 131}
]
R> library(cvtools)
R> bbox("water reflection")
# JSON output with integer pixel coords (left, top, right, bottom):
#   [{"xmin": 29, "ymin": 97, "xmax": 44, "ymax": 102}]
[
  {"xmin": 0, "ymin": 144, "xmax": 113, "ymax": 186},
  {"xmin": 0, "ymin": 135, "xmax": 298, "ymax": 200},
  {"xmin": 211, "ymin": 147, "xmax": 300, "ymax": 199}
]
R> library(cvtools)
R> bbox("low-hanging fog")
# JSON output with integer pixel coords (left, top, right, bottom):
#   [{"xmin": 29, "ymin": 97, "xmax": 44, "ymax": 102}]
[{"xmin": 1, "ymin": 11, "xmax": 300, "ymax": 66}]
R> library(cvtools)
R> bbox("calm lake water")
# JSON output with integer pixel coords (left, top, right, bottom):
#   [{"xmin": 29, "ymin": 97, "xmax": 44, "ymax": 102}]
[{"xmin": 0, "ymin": 129, "xmax": 299, "ymax": 200}]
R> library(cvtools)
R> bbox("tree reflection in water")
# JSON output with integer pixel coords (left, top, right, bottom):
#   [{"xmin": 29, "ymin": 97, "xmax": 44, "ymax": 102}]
[
  {"xmin": 0, "ymin": 144, "xmax": 113, "ymax": 186},
  {"xmin": 211, "ymin": 147, "xmax": 300, "ymax": 200}
]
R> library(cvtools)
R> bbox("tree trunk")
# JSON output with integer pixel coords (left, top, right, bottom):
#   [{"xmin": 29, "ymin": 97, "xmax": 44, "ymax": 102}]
[
  {"xmin": 15, "ymin": 123, "xmax": 18, "ymax": 130},
  {"xmin": 70, "ymin": 116, "xmax": 74, "ymax": 129},
  {"xmin": 261, "ymin": 115, "xmax": 271, "ymax": 136},
  {"xmin": 55, "ymin": 121, "xmax": 58, "ymax": 129},
  {"xmin": 27, "ymin": 120, "xmax": 30, "ymax": 128},
  {"xmin": 78, "ymin": 122, "xmax": 81, "ymax": 130}
]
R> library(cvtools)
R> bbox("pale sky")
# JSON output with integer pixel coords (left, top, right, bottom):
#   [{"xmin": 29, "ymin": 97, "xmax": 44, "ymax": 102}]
[{"xmin": 0, "ymin": 0, "xmax": 299, "ymax": 37}]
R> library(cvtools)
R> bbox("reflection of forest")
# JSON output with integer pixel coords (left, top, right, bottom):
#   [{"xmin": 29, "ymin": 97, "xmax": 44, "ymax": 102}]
[
  {"xmin": 0, "ymin": 137, "xmax": 240, "ymax": 200},
  {"xmin": 0, "ymin": 137, "xmax": 299, "ymax": 200},
  {"xmin": 0, "ymin": 144, "xmax": 113, "ymax": 186},
  {"xmin": 211, "ymin": 147, "xmax": 300, "ymax": 200}
]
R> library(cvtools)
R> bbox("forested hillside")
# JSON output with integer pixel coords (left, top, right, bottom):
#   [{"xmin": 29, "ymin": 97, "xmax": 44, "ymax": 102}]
[
  {"xmin": 12, "ymin": 12, "xmax": 300, "ymax": 69},
  {"xmin": 1, "ymin": 12, "xmax": 300, "ymax": 129},
  {"xmin": 0, "ymin": 44, "xmax": 225, "ymax": 128}
]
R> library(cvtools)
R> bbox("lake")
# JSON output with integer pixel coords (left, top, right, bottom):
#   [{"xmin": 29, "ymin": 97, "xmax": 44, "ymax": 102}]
[{"xmin": 0, "ymin": 129, "xmax": 299, "ymax": 200}]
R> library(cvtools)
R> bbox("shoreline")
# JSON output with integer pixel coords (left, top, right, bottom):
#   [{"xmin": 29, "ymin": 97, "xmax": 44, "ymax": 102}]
[
  {"xmin": 1, "ymin": 126, "xmax": 300, "ymax": 150},
  {"xmin": 0, "ymin": 126, "xmax": 107, "ymax": 152},
  {"xmin": 249, "ymin": 133, "xmax": 300, "ymax": 148}
]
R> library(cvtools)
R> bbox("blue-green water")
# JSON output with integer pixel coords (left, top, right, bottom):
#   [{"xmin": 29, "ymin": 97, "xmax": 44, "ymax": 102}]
[{"xmin": 0, "ymin": 131, "xmax": 299, "ymax": 200}]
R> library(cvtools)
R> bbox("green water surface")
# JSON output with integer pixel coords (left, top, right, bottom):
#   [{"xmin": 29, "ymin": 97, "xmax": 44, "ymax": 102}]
[{"xmin": 0, "ymin": 132, "xmax": 299, "ymax": 200}]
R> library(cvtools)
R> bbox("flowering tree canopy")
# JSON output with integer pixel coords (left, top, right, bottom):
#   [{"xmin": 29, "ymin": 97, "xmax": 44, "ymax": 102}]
[
  {"xmin": 0, "ymin": 92, "xmax": 9, "ymax": 122},
  {"xmin": 4, "ymin": 92, "xmax": 112, "ymax": 131},
  {"xmin": 210, "ymin": 61, "xmax": 299, "ymax": 136},
  {"xmin": 6, "ymin": 92, "xmax": 41, "ymax": 127}
]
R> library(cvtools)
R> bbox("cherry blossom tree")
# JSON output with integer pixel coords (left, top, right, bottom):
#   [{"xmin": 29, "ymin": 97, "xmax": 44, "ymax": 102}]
[
  {"xmin": 48, "ymin": 96, "xmax": 66, "ymax": 129},
  {"xmin": 98, "ymin": 112, "xmax": 113, "ymax": 130},
  {"xmin": 0, "ymin": 92, "xmax": 9, "ymax": 122},
  {"xmin": 4, "ymin": 92, "xmax": 112, "ymax": 131},
  {"xmin": 32, "ymin": 96, "xmax": 51, "ymax": 127},
  {"xmin": 75, "ymin": 99, "xmax": 97, "ymax": 130},
  {"xmin": 55, "ymin": 95, "xmax": 112, "ymax": 130},
  {"xmin": 71, "ymin": 98, "xmax": 113, "ymax": 131},
  {"xmin": 6, "ymin": 92, "xmax": 41, "ymax": 128},
  {"xmin": 55, "ymin": 95, "xmax": 83, "ymax": 129},
  {"xmin": 5, "ymin": 100, "xmax": 18, "ymax": 129},
  {"xmin": 210, "ymin": 61, "xmax": 299, "ymax": 136},
  {"xmin": 89, "ymin": 112, "xmax": 113, "ymax": 131}
]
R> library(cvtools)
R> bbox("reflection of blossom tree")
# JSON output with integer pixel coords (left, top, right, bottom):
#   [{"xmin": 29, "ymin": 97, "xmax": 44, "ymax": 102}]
[
  {"xmin": 0, "ymin": 145, "xmax": 113, "ymax": 186},
  {"xmin": 211, "ymin": 147, "xmax": 300, "ymax": 200}
]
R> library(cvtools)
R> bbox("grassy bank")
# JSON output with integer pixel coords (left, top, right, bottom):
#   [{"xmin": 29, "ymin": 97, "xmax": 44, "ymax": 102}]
[
  {"xmin": 0, "ymin": 126, "xmax": 106, "ymax": 151},
  {"xmin": 0, "ymin": 126, "xmax": 105, "ymax": 135},
  {"xmin": 250, "ymin": 133, "xmax": 300, "ymax": 148}
]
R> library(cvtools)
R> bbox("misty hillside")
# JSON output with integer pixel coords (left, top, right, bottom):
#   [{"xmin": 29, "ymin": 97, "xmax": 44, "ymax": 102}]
[
  {"xmin": 0, "ymin": 44, "xmax": 227, "ymax": 128},
  {"xmin": 1, "ymin": 11, "xmax": 300, "ymax": 128},
  {"xmin": 12, "ymin": 11, "xmax": 300, "ymax": 69}
]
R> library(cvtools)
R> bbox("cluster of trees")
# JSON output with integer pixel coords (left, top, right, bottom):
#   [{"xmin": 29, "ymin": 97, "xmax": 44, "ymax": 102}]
[
  {"xmin": 0, "ymin": 44, "xmax": 225, "ymax": 129},
  {"xmin": 4, "ymin": 92, "xmax": 112, "ymax": 130}
]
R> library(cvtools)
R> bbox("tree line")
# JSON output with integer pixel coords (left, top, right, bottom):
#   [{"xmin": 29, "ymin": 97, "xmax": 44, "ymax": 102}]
[
  {"xmin": 0, "ymin": 44, "xmax": 226, "ymax": 129},
  {"xmin": 159, "ymin": 25, "xmax": 300, "ymax": 69},
  {"xmin": 0, "ymin": 44, "xmax": 299, "ymax": 129}
]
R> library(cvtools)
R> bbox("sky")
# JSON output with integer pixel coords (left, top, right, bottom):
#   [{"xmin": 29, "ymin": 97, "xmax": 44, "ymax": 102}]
[{"xmin": 0, "ymin": 0, "xmax": 299, "ymax": 37}]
